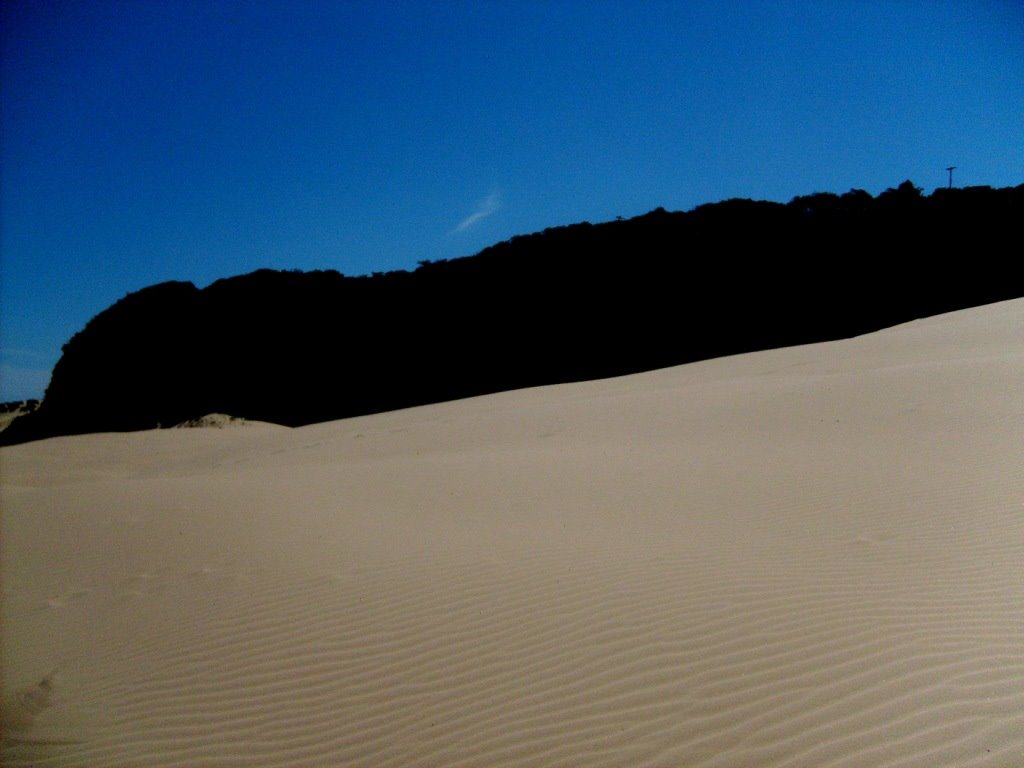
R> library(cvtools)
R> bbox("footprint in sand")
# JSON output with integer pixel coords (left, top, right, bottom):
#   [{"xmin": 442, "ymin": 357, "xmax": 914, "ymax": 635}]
[
  {"xmin": 847, "ymin": 531, "xmax": 897, "ymax": 547},
  {"xmin": 45, "ymin": 589, "xmax": 91, "ymax": 609},
  {"xmin": 0, "ymin": 672, "xmax": 86, "ymax": 747},
  {"xmin": 0, "ymin": 672, "xmax": 58, "ymax": 733}
]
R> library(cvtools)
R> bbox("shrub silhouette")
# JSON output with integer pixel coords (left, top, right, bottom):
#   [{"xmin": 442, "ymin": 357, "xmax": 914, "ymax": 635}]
[{"xmin": 3, "ymin": 181, "xmax": 1023, "ymax": 445}]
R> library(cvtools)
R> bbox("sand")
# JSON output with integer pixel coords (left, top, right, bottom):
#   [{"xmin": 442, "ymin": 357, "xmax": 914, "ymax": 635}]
[{"xmin": 2, "ymin": 299, "xmax": 1022, "ymax": 767}]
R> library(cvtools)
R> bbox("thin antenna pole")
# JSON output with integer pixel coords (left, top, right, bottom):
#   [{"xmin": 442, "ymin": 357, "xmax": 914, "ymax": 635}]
[{"xmin": 946, "ymin": 166, "xmax": 956, "ymax": 189}]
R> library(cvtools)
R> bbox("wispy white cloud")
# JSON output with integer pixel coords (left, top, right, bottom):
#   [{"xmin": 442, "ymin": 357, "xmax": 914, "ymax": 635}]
[{"xmin": 455, "ymin": 192, "xmax": 501, "ymax": 232}]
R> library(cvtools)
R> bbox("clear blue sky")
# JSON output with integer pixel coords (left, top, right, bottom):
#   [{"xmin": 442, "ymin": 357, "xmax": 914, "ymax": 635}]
[{"xmin": 2, "ymin": 0, "xmax": 1022, "ymax": 401}]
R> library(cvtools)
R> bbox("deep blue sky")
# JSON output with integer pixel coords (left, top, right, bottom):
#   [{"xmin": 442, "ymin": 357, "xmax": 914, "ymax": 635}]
[{"xmin": 2, "ymin": 1, "xmax": 1022, "ymax": 401}]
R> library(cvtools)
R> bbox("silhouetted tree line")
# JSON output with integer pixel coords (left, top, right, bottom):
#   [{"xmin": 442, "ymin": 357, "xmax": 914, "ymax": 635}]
[{"xmin": 3, "ymin": 181, "xmax": 1022, "ymax": 445}]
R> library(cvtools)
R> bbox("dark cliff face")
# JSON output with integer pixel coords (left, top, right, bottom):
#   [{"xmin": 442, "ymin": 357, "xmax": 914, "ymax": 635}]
[{"xmin": 4, "ymin": 182, "xmax": 1023, "ymax": 445}]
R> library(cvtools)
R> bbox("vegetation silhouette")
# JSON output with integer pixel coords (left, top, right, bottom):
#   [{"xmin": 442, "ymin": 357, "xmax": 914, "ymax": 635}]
[{"xmin": 3, "ymin": 181, "xmax": 1023, "ymax": 445}]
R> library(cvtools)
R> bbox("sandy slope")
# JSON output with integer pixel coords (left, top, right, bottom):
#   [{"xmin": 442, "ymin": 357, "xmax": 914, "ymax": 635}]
[{"xmin": 2, "ymin": 299, "xmax": 1022, "ymax": 767}]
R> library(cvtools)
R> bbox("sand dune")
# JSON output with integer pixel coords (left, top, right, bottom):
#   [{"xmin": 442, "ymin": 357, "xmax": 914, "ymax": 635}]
[{"xmin": 2, "ymin": 299, "xmax": 1023, "ymax": 767}]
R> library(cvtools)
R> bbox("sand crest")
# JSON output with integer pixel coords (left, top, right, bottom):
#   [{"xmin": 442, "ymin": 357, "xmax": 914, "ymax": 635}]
[{"xmin": 2, "ymin": 300, "xmax": 1023, "ymax": 767}]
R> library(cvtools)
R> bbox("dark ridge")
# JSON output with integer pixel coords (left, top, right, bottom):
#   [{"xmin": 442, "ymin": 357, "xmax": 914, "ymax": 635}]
[{"xmin": 4, "ymin": 181, "xmax": 1023, "ymax": 446}]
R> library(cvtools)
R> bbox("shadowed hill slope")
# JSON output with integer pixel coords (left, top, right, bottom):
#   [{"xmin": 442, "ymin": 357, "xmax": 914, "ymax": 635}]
[{"xmin": 4, "ymin": 181, "xmax": 1022, "ymax": 445}]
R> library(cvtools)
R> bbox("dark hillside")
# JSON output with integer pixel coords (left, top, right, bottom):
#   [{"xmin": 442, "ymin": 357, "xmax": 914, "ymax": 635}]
[{"xmin": 4, "ymin": 181, "xmax": 1022, "ymax": 445}]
